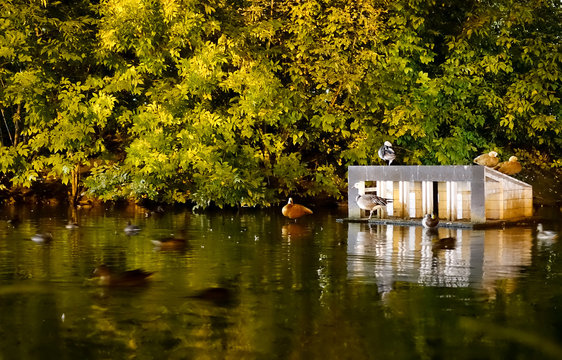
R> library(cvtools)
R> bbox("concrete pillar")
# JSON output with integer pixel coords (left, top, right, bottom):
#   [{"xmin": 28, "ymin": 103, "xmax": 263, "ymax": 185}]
[
  {"xmin": 470, "ymin": 166, "xmax": 486, "ymax": 223},
  {"xmin": 348, "ymin": 167, "xmax": 362, "ymax": 218}
]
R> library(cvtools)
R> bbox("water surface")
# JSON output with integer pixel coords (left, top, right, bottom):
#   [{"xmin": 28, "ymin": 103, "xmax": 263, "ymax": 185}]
[{"xmin": 1, "ymin": 204, "xmax": 561, "ymax": 359}]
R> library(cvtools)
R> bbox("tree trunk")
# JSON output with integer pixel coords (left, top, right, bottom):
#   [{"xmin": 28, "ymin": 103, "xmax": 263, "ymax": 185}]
[{"xmin": 70, "ymin": 163, "xmax": 80, "ymax": 206}]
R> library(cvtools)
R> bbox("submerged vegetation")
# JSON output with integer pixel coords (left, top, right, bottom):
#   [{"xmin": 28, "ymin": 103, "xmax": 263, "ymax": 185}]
[{"xmin": 0, "ymin": 0, "xmax": 560, "ymax": 207}]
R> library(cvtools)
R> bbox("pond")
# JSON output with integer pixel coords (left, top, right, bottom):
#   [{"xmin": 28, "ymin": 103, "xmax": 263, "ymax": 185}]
[{"xmin": 1, "ymin": 204, "xmax": 561, "ymax": 359}]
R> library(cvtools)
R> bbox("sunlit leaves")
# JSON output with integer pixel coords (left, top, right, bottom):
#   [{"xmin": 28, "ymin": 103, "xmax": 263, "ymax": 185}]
[{"xmin": 0, "ymin": 0, "xmax": 560, "ymax": 206}]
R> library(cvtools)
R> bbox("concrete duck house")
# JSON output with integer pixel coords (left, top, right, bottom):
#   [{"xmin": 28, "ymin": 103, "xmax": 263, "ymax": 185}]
[{"xmin": 347, "ymin": 165, "xmax": 533, "ymax": 226}]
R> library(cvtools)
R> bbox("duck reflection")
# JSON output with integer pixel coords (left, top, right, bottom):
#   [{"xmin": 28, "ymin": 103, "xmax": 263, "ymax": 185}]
[
  {"xmin": 281, "ymin": 223, "xmax": 312, "ymax": 241},
  {"xmin": 347, "ymin": 223, "xmax": 533, "ymax": 295}
]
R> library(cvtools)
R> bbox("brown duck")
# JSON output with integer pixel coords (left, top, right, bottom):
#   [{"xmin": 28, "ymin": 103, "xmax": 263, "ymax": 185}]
[
  {"xmin": 151, "ymin": 236, "xmax": 188, "ymax": 251},
  {"xmin": 282, "ymin": 198, "xmax": 313, "ymax": 219},
  {"xmin": 422, "ymin": 214, "xmax": 439, "ymax": 229},
  {"xmin": 494, "ymin": 156, "xmax": 522, "ymax": 175},
  {"xmin": 473, "ymin": 151, "xmax": 499, "ymax": 167},
  {"xmin": 93, "ymin": 265, "xmax": 154, "ymax": 287}
]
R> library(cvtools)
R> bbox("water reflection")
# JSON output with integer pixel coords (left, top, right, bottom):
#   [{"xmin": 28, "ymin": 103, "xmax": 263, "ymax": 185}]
[
  {"xmin": 1, "ymin": 205, "xmax": 562, "ymax": 359},
  {"xmin": 347, "ymin": 223, "xmax": 533, "ymax": 295},
  {"xmin": 281, "ymin": 223, "xmax": 313, "ymax": 241}
]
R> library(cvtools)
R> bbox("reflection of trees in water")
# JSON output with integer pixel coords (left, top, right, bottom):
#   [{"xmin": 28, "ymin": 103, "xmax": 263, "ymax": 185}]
[{"xmin": 347, "ymin": 223, "xmax": 534, "ymax": 295}]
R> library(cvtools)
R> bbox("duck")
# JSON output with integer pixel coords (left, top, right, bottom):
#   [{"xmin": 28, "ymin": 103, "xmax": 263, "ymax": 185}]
[
  {"xmin": 473, "ymin": 151, "xmax": 499, "ymax": 167},
  {"xmin": 151, "ymin": 236, "xmax": 188, "ymax": 250},
  {"xmin": 282, "ymin": 198, "xmax": 313, "ymax": 219},
  {"xmin": 353, "ymin": 182, "xmax": 392, "ymax": 219},
  {"xmin": 92, "ymin": 265, "xmax": 154, "ymax": 287},
  {"xmin": 124, "ymin": 220, "xmax": 141, "ymax": 234},
  {"xmin": 31, "ymin": 232, "xmax": 53, "ymax": 244},
  {"xmin": 422, "ymin": 213, "xmax": 439, "ymax": 229},
  {"xmin": 378, "ymin": 141, "xmax": 396, "ymax": 165},
  {"xmin": 65, "ymin": 220, "xmax": 79, "ymax": 229},
  {"xmin": 188, "ymin": 287, "xmax": 235, "ymax": 306},
  {"xmin": 355, "ymin": 194, "xmax": 392, "ymax": 219},
  {"xmin": 494, "ymin": 156, "xmax": 522, "ymax": 175},
  {"xmin": 7, "ymin": 215, "xmax": 21, "ymax": 228},
  {"xmin": 537, "ymin": 223, "xmax": 558, "ymax": 240},
  {"xmin": 432, "ymin": 237, "xmax": 456, "ymax": 251}
]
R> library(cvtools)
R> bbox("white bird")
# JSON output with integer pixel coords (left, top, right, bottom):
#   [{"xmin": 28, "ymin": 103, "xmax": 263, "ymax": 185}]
[
  {"xmin": 537, "ymin": 223, "xmax": 558, "ymax": 240},
  {"xmin": 378, "ymin": 141, "xmax": 396, "ymax": 165}
]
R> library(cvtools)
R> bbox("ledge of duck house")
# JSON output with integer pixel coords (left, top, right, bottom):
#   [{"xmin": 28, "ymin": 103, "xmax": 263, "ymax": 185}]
[
  {"xmin": 344, "ymin": 165, "xmax": 534, "ymax": 228},
  {"xmin": 336, "ymin": 216, "xmax": 539, "ymax": 229}
]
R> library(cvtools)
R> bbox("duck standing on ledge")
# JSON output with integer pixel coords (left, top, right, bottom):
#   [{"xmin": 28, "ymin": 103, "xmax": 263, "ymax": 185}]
[
  {"xmin": 355, "ymin": 194, "xmax": 392, "ymax": 219},
  {"xmin": 473, "ymin": 151, "xmax": 499, "ymax": 167},
  {"xmin": 353, "ymin": 182, "xmax": 392, "ymax": 219},
  {"xmin": 422, "ymin": 213, "xmax": 439, "ymax": 229},
  {"xmin": 282, "ymin": 198, "xmax": 313, "ymax": 220},
  {"xmin": 378, "ymin": 141, "xmax": 396, "ymax": 165},
  {"xmin": 494, "ymin": 156, "xmax": 522, "ymax": 175}
]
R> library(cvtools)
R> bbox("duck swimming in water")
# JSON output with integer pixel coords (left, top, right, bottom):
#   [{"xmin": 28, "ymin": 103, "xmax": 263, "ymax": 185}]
[
  {"xmin": 31, "ymin": 232, "xmax": 53, "ymax": 244},
  {"xmin": 422, "ymin": 214, "xmax": 439, "ymax": 229},
  {"xmin": 494, "ymin": 156, "xmax": 522, "ymax": 176},
  {"xmin": 473, "ymin": 151, "xmax": 499, "ymax": 167},
  {"xmin": 282, "ymin": 198, "xmax": 313, "ymax": 220},
  {"xmin": 124, "ymin": 220, "xmax": 141, "ymax": 234},
  {"xmin": 537, "ymin": 223, "xmax": 558, "ymax": 240},
  {"xmin": 151, "ymin": 236, "xmax": 188, "ymax": 251},
  {"xmin": 65, "ymin": 221, "xmax": 79, "ymax": 229},
  {"xmin": 378, "ymin": 141, "xmax": 396, "ymax": 165},
  {"xmin": 92, "ymin": 265, "xmax": 154, "ymax": 287}
]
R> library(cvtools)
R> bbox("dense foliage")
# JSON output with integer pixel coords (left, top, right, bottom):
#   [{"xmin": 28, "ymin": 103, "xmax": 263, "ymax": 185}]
[{"xmin": 1, "ymin": 0, "xmax": 560, "ymax": 207}]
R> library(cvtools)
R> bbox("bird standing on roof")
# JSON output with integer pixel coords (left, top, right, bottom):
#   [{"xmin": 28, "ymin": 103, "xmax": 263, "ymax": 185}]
[
  {"xmin": 378, "ymin": 141, "xmax": 396, "ymax": 165},
  {"xmin": 473, "ymin": 151, "xmax": 499, "ymax": 167},
  {"xmin": 282, "ymin": 198, "xmax": 313, "ymax": 220},
  {"xmin": 494, "ymin": 156, "xmax": 522, "ymax": 175}
]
